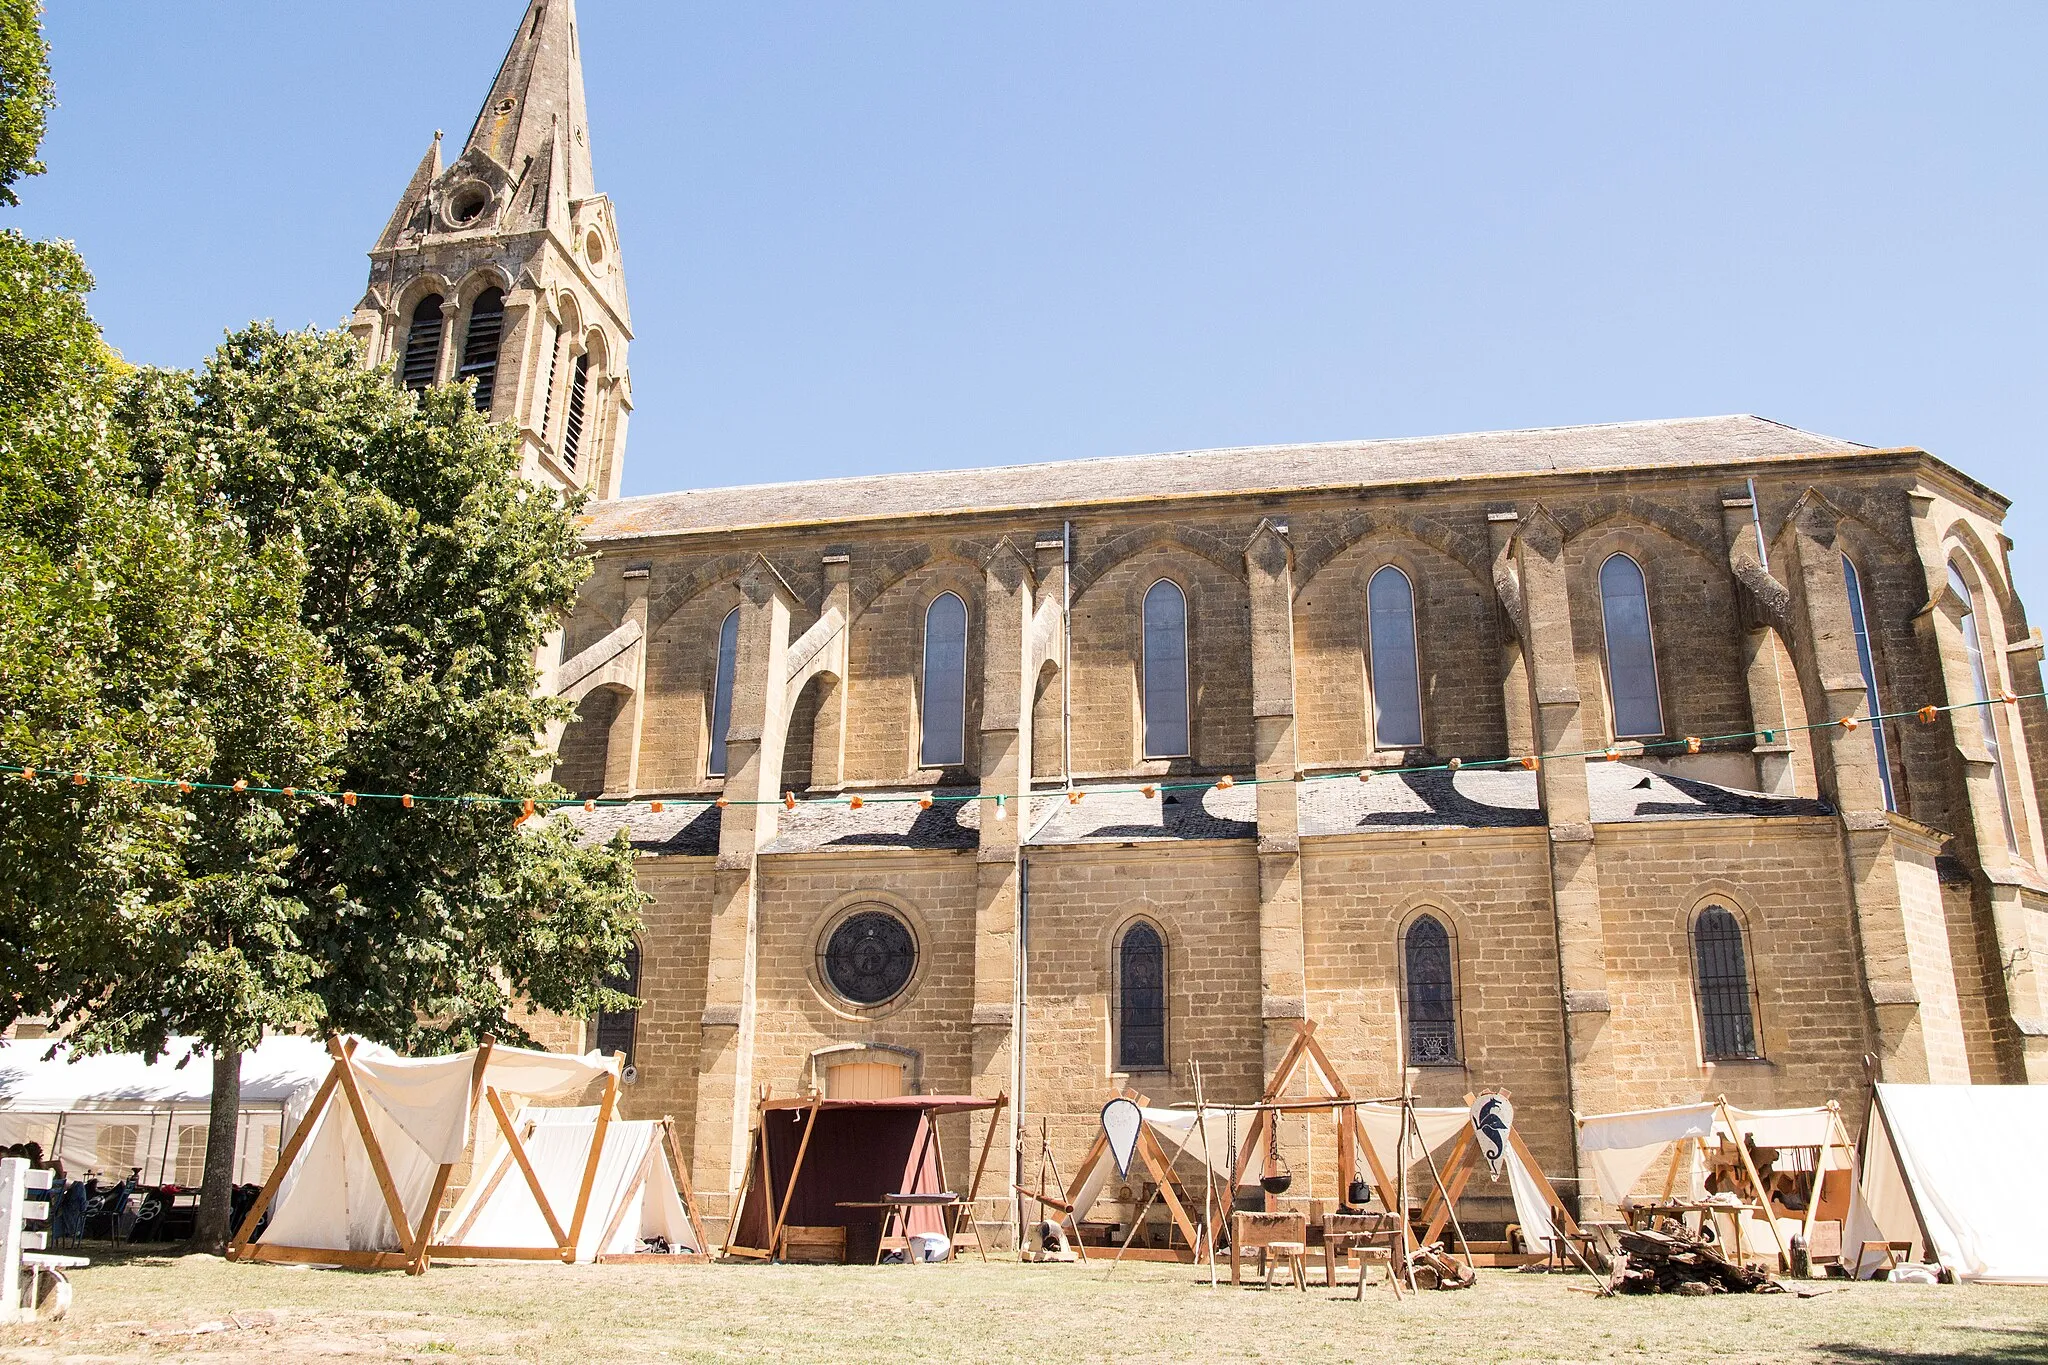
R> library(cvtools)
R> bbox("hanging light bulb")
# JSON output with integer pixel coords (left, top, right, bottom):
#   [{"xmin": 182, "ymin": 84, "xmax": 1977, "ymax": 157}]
[{"xmin": 993, "ymin": 795, "xmax": 1007, "ymax": 822}]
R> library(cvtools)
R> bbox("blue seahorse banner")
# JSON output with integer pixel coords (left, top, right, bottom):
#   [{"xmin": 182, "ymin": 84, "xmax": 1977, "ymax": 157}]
[{"xmin": 1471, "ymin": 1093, "xmax": 1514, "ymax": 1181}]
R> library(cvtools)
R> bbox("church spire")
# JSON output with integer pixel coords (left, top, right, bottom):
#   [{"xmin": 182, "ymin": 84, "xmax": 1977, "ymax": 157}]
[{"xmin": 461, "ymin": 0, "xmax": 594, "ymax": 201}]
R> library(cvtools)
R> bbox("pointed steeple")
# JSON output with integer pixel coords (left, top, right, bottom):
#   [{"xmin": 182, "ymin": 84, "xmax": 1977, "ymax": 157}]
[
  {"xmin": 372, "ymin": 131, "xmax": 442, "ymax": 253},
  {"xmin": 461, "ymin": 0, "xmax": 595, "ymax": 200}
]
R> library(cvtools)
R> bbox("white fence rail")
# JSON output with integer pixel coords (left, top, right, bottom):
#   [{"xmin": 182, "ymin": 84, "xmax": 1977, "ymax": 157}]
[{"xmin": 2, "ymin": 1156, "xmax": 85, "ymax": 1324}]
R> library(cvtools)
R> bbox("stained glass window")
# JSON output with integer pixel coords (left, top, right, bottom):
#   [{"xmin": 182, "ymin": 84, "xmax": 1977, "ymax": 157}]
[
  {"xmin": 708, "ymin": 607, "xmax": 739, "ymax": 777},
  {"xmin": 1142, "ymin": 580, "xmax": 1190, "ymax": 758},
  {"xmin": 921, "ymin": 592, "xmax": 968, "ymax": 767},
  {"xmin": 822, "ymin": 909, "xmax": 917, "ymax": 1007},
  {"xmin": 1368, "ymin": 565, "xmax": 1423, "ymax": 748},
  {"xmin": 1693, "ymin": 906, "xmax": 1758, "ymax": 1060},
  {"xmin": 1841, "ymin": 554, "xmax": 1896, "ymax": 811},
  {"xmin": 1117, "ymin": 921, "xmax": 1166, "ymax": 1070},
  {"xmin": 1403, "ymin": 915, "xmax": 1459, "ymax": 1065},
  {"xmin": 1599, "ymin": 553, "xmax": 1664, "ymax": 738}
]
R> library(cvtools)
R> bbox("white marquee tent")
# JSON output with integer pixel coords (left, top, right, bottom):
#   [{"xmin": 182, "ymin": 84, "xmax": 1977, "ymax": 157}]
[
  {"xmin": 1843, "ymin": 1084, "xmax": 2048, "ymax": 1284},
  {"xmin": 0, "ymin": 1034, "xmax": 330, "ymax": 1185},
  {"xmin": 233, "ymin": 1036, "xmax": 704, "ymax": 1273}
]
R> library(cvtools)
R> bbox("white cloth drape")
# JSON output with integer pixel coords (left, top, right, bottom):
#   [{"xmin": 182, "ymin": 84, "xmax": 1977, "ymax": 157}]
[
  {"xmin": 1575, "ymin": 1103, "xmax": 1717, "ymax": 1207},
  {"xmin": 442, "ymin": 1117, "xmax": 697, "ymax": 1260}
]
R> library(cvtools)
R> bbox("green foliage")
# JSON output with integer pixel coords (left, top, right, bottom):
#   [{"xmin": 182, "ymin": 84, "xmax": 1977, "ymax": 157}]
[{"xmin": 0, "ymin": 0, "xmax": 47, "ymax": 207}]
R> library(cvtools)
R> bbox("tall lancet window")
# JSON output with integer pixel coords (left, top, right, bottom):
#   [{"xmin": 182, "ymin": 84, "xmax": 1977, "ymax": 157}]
[
  {"xmin": 562, "ymin": 352, "xmax": 591, "ymax": 470},
  {"xmin": 1599, "ymin": 553, "xmax": 1664, "ymax": 738},
  {"xmin": 401, "ymin": 295, "xmax": 445, "ymax": 391},
  {"xmin": 1115, "ymin": 920, "xmax": 1167, "ymax": 1071},
  {"xmin": 1841, "ymin": 554, "xmax": 1897, "ymax": 811},
  {"xmin": 1402, "ymin": 914, "xmax": 1459, "ymax": 1065},
  {"xmin": 1367, "ymin": 565, "xmax": 1423, "ymax": 748},
  {"xmin": 1141, "ymin": 579, "xmax": 1190, "ymax": 759},
  {"xmin": 457, "ymin": 287, "xmax": 505, "ymax": 412},
  {"xmin": 1950, "ymin": 562, "xmax": 2020, "ymax": 853},
  {"xmin": 708, "ymin": 607, "xmax": 740, "ymax": 778},
  {"xmin": 1693, "ymin": 905, "xmax": 1759, "ymax": 1061},
  {"xmin": 920, "ymin": 592, "xmax": 968, "ymax": 767}
]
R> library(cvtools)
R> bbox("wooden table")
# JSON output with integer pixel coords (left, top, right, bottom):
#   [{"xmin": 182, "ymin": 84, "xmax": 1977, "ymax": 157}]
[{"xmin": 839, "ymin": 1195, "xmax": 963, "ymax": 1264}]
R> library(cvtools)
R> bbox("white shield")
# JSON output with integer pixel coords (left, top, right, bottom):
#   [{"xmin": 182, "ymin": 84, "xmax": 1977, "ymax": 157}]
[
  {"xmin": 1470, "ymin": 1093, "xmax": 1514, "ymax": 1181},
  {"xmin": 1101, "ymin": 1098, "xmax": 1143, "ymax": 1178}
]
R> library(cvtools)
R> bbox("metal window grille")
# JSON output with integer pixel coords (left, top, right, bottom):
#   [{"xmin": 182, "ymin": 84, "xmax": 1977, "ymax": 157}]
[
  {"xmin": 594, "ymin": 942, "xmax": 640, "ymax": 1064},
  {"xmin": 400, "ymin": 296, "xmax": 445, "ymax": 391},
  {"xmin": 561, "ymin": 352, "xmax": 590, "ymax": 469},
  {"xmin": 1403, "ymin": 915, "xmax": 1458, "ymax": 1064},
  {"xmin": 1693, "ymin": 906, "xmax": 1758, "ymax": 1060},
  {"xmin": 1117, "ymin": 922, "xmax": 1166, "ymax": 1070},
  {"xmin": 457, "ymin": 288, "xmax": 505, "ymax": 412}
]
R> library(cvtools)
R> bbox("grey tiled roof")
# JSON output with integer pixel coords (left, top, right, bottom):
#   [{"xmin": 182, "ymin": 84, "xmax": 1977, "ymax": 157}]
[
  {"xmin": 582, "ymin": 415, "xmax": 1870, "ymax": 540},
  {"xmin": 556, "ymin": 764, "xmax": 1830, "ymax": 854}
]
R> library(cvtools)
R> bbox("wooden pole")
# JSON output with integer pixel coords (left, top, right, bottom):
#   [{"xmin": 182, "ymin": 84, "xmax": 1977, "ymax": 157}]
[
  {"xmin": 564, "ymin": 1059, "xmax": 623, "ymax": 1260},
  {"xmin": 960, "ymin": 1096, "xmax": 1005, "ymax": 1262},
  {"xmin": 1192, "ymin": 1059, "xmax": 1219, "ymax": 1285},
  {"xmin": 485, "ymin": 1088, "xmax": 571, "ymax": 1251},
  {"xmin": 1397, "ymin": 1075, "xmax": 1413, "ymax": 1292},
  {"xmin": 406, "ymin": 1036, "xmax": 495, "ymax": 1275},
  {"xmin": 327, "ymin": 1036, "xmax": 423, "ymax": 1263},
  {"xmin": 1720, "ymin": 1099, "xmax": 1789, "ymax": 1267},
  {"xmin": 1043, "ymin": 1119, "xmax": 1088, "ymax": 1264},
  {"xmin": 1411, "ymin": 1103, "xmax": 1475, "ymax": 1271},
  {"xmin": 767, "ymin": 1098, "xmax": 823, "ymax": 1262},
  {"xmin": 662, "ymin": 1116, "xmax": 710, "ymax": 1258},
  {"xmin": 226, "ymin": 1055, "xmax": 344, "ymax": 1260}
]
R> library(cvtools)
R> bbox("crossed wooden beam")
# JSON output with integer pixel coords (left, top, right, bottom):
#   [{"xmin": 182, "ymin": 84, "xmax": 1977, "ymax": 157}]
[{"xmin": 225, "ymin": 1035, "xmax": 708, "ymax": 1274}]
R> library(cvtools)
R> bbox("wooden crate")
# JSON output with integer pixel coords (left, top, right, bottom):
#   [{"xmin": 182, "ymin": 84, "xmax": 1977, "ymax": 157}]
[{"xmin": 780, "ymin": 1225, "xmax": 848, "ymax": 1265}]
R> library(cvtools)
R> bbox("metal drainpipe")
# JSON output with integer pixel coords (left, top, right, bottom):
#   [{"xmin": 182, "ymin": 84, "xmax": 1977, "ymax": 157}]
[{"xmin": 1012, "ymin": 848, "xmax": 1030, "ymax": 1246}]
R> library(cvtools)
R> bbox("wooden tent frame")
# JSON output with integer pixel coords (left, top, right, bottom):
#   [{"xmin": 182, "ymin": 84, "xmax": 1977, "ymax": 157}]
[
  {"xmin": 725, "ymin": 1092, "xmax": 1008, "ymax": 1263},
  {"xmin": 226, "ymin": 1035, "xmax": 707, "ymax": 1274},
  {"xmin": 1034, "ymin": 1087, "xmax": 1210, "ymax": 1262}
]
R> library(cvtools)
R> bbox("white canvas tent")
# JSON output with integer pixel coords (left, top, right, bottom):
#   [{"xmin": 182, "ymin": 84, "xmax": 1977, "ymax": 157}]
[
  {"xmin": 1065, "ymin": 1101, "xmax": 1570, "ymax": 1255},
  {"xmin": 229, "ymin": 1036, "xmax": 705, "ymax": 1273},
  {"xmin": 0, "ymin": 1035, "xmax": 330, "ymax": 1186},
  {"xmin": 1843, "ymin": 1084, "xmax": 2048, "ymax": 1284},
  {"xmin": 1577, "ymin": 1099, "xmax": 1858, "ymax": 1268}
]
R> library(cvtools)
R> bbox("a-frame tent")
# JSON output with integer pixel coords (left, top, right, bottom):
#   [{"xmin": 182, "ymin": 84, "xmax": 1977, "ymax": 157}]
[{"xmin": 227, "ymin": 1035, "xmax": 706, "ymax": 1273}]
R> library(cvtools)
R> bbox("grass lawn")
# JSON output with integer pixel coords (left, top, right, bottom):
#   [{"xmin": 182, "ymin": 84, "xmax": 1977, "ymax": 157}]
[{"xmin": 2, "ymin": 1253, "xmax": 2045, "ymax": 1363}]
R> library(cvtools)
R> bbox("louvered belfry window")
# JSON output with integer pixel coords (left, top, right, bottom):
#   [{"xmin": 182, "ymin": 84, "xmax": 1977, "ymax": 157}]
[
  {"xmin": 1403, "ymin": 915, "xmax": 1459, "ymax": 1064},
  {"xmin": 561, "ymin": 352, "xmax": 590, "ymax": 469},
  {"xmin": 594, "ymin": 942, "xmax": 641, "ymax": 1065},
  {"xmin": 1116, "ymin": 921, "xmax": 1166, "ymax": 1071},
  {"xmin": 401, "ymin": 295, "xmax": 445, "ymax": 391},
  {"xmin": 457, "ymin": 287, "xmax": 505, "ymax": 412},
  {"xmin": 1693, "ymin": 905, "xmax": 1759, "ymax": 1060}
]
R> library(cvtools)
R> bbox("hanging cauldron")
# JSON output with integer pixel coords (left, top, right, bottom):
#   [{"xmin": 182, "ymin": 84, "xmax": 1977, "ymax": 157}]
[{"xmin": 1260, "ymin": 1118, "xmax": 1294, "ymax": 1195}]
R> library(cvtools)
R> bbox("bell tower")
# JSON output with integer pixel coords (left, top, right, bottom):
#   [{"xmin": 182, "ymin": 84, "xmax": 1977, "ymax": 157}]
[{"xmin": 351, "ymin": 0, "xmax": 631, "ymax": 500}]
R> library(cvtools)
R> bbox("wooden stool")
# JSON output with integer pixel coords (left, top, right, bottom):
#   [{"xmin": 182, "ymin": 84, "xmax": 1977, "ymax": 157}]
[
  {"xmin": 1853, "ymin": 1240, "xmax": 1915, "ymax": 1279},
  {"xmin": 1348, "ymin": 1246, "xmax": 1401, "ymax": 1300},
  {"xmin": 1264, "ymin": 1240, "xmax": 1310, "ymax": 1291}
]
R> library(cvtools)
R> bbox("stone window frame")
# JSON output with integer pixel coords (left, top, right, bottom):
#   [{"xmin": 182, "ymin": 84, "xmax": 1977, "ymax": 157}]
[
  {"xmin": 804, "ymin": 891, "xmax": 932, "ymax": 1024},
  {"xmin": 1139, "ymin": 576, "xmax": 1192, "ymax": 761},
  {"xmin": 1679, "ymin": 887, "xmax": 1775, "ymax": 1067},
  {"xmin": 1595, "ymin": 549, "xmax": 1667, "ymax": 741},
  {"xmin": 1838, "ymin": 545, "xmax": 1900, "ymax": 812},
  {"xmin": 807, "ymin": 1040, "xmax": 923, "ymax": 1097},
  {"xmin": 917, "ymin": 589, "xmax": 970, "ymax": 770},
  {"xmin": 1109, "ymin": 913, "xmax": 1171, "ymax": 1075},
  {"xmin": 1365, "ymin": 561, "xmax": 1426, "ymax": 752},
  {"xmin": 1395, "ymin": 903, "xmax": 1464, "ymax": 1068}
]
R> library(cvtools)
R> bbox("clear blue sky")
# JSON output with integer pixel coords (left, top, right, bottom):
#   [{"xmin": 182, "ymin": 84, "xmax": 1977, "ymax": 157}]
[{"xmin": 20, "ymin": 3, "xmax": 2048, "ymax": 600}]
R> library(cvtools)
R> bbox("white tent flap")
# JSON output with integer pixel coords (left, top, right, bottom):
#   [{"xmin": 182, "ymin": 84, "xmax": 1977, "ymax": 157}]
[{"xmin": 1576, "ymin": 1103, "xmax": 1717, "ymax": 1207}]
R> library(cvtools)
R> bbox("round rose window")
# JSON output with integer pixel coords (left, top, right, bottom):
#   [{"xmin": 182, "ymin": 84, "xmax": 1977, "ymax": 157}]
[{"xmin": 821, "ymin": 909, "xmax": 917, "ymax": 1007}]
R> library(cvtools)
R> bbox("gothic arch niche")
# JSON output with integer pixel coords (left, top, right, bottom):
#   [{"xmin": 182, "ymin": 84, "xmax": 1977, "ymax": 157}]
[
  {"xmin": 1944, "ymin": 544, "xmax": 2030, "ymax": 861},
  {"xmin": 1068, "ymin": 541, "xmax": 1251, "ymax": 775},
  {"xmin": 1031, "ymin": 656, "xmax": 1064, "ymax": 780},
  {"xmin": 1293, "ymin": 534, "xmax": 1503, "ymax": 768},
  {"xmin": 556, "ymin": 681, "xmax": 629, "ymax": 798},
  {"xmin": 781, "ymin": 669, "xmax": 844, "ymax": 794},
  {"xmin": 846, "ymin": 561, "xmax": 983, "ymax": 783},
  {"xmin": 638, "ymin": 578, "xmax": 743, "ymax": 793}
]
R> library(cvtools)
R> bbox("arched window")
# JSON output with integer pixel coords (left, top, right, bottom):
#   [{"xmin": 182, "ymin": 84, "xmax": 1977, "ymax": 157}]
[
  {"xmin": 1950, "ymin": 562, "xmax": 2019, "ymax": 852},
  {"xmin": 1115, "ymin": 920, "xmax": 1166, "ymax": 1071},
  {"xmin": 1141, "ymin": 579, "xmax": 1190, "ymax": 759},
  {"xmin": 561, "ymin": 352, "xmax": 591, "ymax": 470},
  {"xmin": 1367, "ymin": 565, "xmax": 1423, "ymax": 748},
  {"xmin": 1692, "ymin": 905, "xmax": 1759, "ymax": 1061},
  {"xmin": 594, "ymin": 942, "xmax": 641, "ymax": 1065},
  {"xmin": 400, "ymin": 294, "xmax": 445, "ymax": 391},
  {"xmin": 1402, "ymin": 914, "xmax": 1459, "ymax": 1065},
  {"xmin": 707, "ymin": 607, "xmax": 740, "ymax": 777},
  {"xmin": 1841, "ymin": 554, "xmax": 1896, "ymax": 811},
  {"xmin": 1598, "ymin": 553, "xmax": 1664, "ymax": 738},
  {"xmin": 457, "ymin": 287, "xmax": 505, "ymax": 411},
  {"xmin": 920, "ymin": 592, "xmax": 968, "ymax": 767}
]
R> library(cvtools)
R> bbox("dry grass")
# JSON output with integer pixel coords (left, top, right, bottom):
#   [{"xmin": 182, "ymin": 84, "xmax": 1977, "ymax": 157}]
[{"xmin": 2, "ymin": 1252, "xmax": 2045, "ymax": 1363}]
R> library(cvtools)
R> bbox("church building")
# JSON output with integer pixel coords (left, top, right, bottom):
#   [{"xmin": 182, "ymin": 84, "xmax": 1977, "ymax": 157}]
[{"xmin": 358, "ymin": 0, "xmax": 2048, "ymax": 1247}]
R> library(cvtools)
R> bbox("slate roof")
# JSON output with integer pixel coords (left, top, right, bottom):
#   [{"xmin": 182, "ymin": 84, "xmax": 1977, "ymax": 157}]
[
  {"xmin": 555, "ymin": 764, "xmax": 1829, "ymax": 854},
  {"xmin": 581, "ymin": 415, "xmax": 1871, "ymax": 541}
]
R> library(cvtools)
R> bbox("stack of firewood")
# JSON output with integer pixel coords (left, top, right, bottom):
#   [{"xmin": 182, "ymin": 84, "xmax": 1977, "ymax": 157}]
[{"xmin": 1608, "ymin": 1227, "xmax": 1783, "ymax": 1296}]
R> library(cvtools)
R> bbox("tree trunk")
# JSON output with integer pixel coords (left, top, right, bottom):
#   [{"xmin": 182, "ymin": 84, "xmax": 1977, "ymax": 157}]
[{"xmin": 189, "ymin": 1047, "xmax": 242, "ymax": 1253}]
